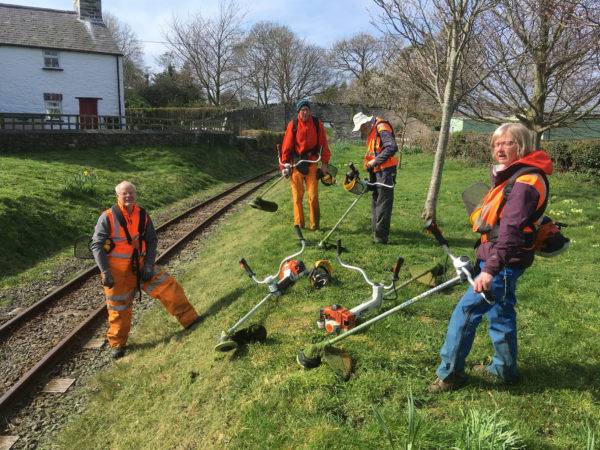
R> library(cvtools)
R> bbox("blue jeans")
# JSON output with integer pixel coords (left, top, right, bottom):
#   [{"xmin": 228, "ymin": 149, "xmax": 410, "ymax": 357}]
[{"xmin": 436, "ymin": 262, "xmax": 525, "ymax": 382}]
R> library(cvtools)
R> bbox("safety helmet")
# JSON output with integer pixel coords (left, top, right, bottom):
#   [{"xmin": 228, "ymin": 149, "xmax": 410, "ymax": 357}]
[{"xmin": 309, "ymin": 259, "xmax": 333, "ymax": 289}]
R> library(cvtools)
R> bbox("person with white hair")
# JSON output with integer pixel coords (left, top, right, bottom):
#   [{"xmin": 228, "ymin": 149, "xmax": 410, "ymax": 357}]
[
  {"xmin": 352, "ymin": 112, "xmax": 399, "ymax": 244},
  {"xmin": 91, "ymin": 181, "xmax": 200, "ymax": 358}
]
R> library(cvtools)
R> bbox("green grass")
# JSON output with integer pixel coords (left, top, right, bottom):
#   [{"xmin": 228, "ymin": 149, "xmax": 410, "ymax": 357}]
[
  {"xmin": 49, "ymin": 145, "xmax": 599, "ymax": 449},
  {"xmin": 0, "ymin": 143, "xmax": 273, "ymax": 286}
]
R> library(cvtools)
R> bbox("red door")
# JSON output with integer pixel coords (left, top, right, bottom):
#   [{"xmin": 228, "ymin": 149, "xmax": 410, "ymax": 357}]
[{"xmin": 79, "ymin": 98, "xmax": 99, "ymax": 129}]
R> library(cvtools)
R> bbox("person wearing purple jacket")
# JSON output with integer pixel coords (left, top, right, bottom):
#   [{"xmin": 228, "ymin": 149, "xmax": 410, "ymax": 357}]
[{"xmin": 429, "ymin": 123, "xmax": 553, "ymax": 393}]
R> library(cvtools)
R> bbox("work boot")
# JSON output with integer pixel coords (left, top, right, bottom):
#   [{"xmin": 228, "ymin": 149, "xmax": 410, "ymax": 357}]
[
  {"xmin": 427, "ymin": 373, "xmax": 467, "ymax": 393},
  {"xmin": 373, "ymin": 236, "xmax": 388, "ymax": 244},
  {"xmin": 111, "ymin": 346, "xmax": 126, "ymax": 359}
]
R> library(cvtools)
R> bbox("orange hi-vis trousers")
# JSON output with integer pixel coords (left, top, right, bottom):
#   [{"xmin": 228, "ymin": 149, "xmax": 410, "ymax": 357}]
[
  {"xmin": 103, "ymin": 258, "xmax": 198, "ymax": 348},
  {"xmin": 290, "ymin": 163, "xmax": 319, "ymax": 229}
]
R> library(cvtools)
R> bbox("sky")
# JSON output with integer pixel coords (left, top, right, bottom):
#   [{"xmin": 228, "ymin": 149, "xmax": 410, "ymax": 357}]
[{"xmin": 6, "ymin": 0, "xmax": 383, "ymax": 72}]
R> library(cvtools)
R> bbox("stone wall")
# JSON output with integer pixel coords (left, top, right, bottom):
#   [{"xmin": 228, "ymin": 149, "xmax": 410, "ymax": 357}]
[
  {"xmin": 0, "ymin": 129, "xmax": 240, "ymax": 153},
  {"xmin": 221, "ymin": 102, "xmax": 430, "ymax": 142}
]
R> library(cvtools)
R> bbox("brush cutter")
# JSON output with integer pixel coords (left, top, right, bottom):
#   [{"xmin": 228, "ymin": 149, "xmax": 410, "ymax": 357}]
[
  {"xmin": 317, "ymin": 243, "xmax": 444, "ymax": 333},
  {"xmin": 215, "ymin": 225, "xmax": 308, "ymax": 352},
  {"xmin": 318, "ymin": 162, "xmax": 394, "ymax": 249},
  {"xmin": 297, "ymin": 222, "xmax": 493, "ymax": 378},
  {"xmin": 248, "ymin": 145, "xmax": 322, "ymax": 212},
  {"xmin": 316, "ymin": 240, "xmax": 403, "ymax": 333}
]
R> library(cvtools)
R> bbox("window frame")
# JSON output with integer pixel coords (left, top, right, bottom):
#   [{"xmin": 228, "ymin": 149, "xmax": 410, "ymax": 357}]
[{"xmin": 43, "ymin": 49, "xmax": 60, "ymax": 69}]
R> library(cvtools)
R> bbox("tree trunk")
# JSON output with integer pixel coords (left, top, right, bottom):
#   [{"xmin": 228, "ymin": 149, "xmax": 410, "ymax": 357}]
[{"xmin": 422, "ymin": 48, "xmax": 459, "ymax": 222}]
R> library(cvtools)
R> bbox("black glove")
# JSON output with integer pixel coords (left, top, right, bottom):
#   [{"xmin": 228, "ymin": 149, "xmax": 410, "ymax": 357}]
[
  {"xmin": 101, "ymin": 271, "xmax": 114, "ymax": 288},
  {"xmin": 141, "ymin": 265, "xmax": 154, "ymax": 282}
]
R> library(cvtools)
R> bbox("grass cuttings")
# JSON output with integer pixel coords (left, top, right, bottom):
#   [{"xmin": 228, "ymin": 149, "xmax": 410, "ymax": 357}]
[{"xmin": 53, "ymin": 146, "xmax": 599, "ymax": 449}]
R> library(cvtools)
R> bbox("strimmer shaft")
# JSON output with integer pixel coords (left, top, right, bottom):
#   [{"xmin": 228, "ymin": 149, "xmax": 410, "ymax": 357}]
[
  {"xmin": 225, "ymin": 292, "xmax": 273, "ymax": 336},
  {"xmin": 318, "ymin": 193, "xmax": 365, "ymax": 247},
  {"xmin": 321, "ymin": 275, "xmax": 463, "ymax": 348}
]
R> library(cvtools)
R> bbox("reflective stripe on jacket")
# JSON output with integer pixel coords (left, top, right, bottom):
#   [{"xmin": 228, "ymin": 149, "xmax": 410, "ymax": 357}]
[{"xmin": 363, "ymin": 118, "xmax": 398, "ymax": 172}]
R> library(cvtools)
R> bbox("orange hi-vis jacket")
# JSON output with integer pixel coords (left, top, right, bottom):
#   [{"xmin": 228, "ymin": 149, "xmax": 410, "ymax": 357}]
[
  {"xmin": 281, "ymin": 113, "xmax": 331, "ymax": 165},
  {"xmin": 105, "ymin": 204, "xmax": 147, "ymax": 261},
  {"xmin": 364, "ymin": 118, "xmax": 398, "ymax": 172},
  {"xmin": 470, "ymin": 158, "xmax": 549, "ymax": 246}
]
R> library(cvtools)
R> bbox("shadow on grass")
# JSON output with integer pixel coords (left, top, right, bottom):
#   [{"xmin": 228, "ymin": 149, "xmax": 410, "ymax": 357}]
[
  {"xmin": 128, "ymin": 286, "xmax": 252, "ymax": 352},
  {"xmin": 486, "ymin": 363, "xmax": 600, "ymax": 401},
  {"xmin": 470, "ymin": 363, "xmax": 600, "ymax": 402}
]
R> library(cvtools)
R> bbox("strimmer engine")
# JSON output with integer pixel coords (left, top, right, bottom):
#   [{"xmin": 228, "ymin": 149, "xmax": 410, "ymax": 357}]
[
  {"xmin": 317, "ymin": 304, "xmax": 356, "ymax": 333},
  {"xmin": 276, "ymin": 259, "xmax": 307, "ymax": 293}
]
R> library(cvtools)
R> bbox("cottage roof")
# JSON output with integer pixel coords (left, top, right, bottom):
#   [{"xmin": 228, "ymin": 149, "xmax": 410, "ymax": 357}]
[{"xmin": 0, "ymin": 3, "xmax": 121, "ymax": 55}]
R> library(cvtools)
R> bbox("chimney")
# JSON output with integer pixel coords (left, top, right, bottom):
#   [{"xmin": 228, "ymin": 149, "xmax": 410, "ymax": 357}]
[{"xmin": 73, "ymin": 0, "xmax": 103, "ymax": 22}]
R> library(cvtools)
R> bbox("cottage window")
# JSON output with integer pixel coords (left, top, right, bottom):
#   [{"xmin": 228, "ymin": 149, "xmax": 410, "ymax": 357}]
[
  {"xmin": 43, "ymin": 93, "xmax": 63, "ymax": 121},
  {"xmin": 43, "ymin": 49, "xmax": 60, "ymax": 68}
]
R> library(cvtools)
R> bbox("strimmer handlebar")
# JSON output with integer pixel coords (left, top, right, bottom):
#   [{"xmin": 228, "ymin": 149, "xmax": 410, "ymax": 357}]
[
  {"xmin": 424, "ymin": 219, "xmax": 449, "ymax": 247},
  {"xmin": 239, "ymin": 258, "xmax": 255, "ymax": 278},
  {"xmin": 392, "ymin": 257, "xmax": 404, "ymax": 282},
  {"xmin": 425, "ymin": 219, "xmax": 495, "ymax": 304},
  {"xmin": 294, "ymin": 225, "xmax": 305, "ymax": 242}
]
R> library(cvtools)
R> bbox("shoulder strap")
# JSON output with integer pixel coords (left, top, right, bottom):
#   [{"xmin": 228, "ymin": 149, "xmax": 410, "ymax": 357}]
[
  {"xmin": 111, "ymin": 204, "xmax": 132, "ymax": 245},
  {"xmin": 375, "ymin": 119, "xmax": 394, "ymax": 137},
  {"xmin": 499, "ymin": 166, "xmax": 549, "ymax": 224},
  {"xmin": 138, "ymin": 207, "xmax": 147, "ymax": 242}
]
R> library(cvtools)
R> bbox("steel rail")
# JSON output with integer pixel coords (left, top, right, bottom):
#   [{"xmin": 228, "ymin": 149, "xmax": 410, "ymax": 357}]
[
  {"xmin": 0, "ymin": 169, "xmax": 276, "ymax": 418},
  {"xmin": 0, "ymin": 169, "xmax": 276, "ymax": 338}
]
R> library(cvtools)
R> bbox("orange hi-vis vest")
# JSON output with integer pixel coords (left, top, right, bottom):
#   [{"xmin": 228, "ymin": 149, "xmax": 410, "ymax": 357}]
[
  {"xmin": 470, "ymin": 168, "xmax": 548, "ymax": 246},
  {"xmin": 105, "ymin": 204, "xmax": 147, "ymax": 261},
  {"xmin": 364, "ymin": 118, "xmax": 398, "ymax": 172}
]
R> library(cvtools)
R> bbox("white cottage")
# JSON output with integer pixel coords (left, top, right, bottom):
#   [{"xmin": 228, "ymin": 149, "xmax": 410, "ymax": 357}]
[{"xmin": 0, "ymin": 1, "xmax": 124, "ymax": 128}]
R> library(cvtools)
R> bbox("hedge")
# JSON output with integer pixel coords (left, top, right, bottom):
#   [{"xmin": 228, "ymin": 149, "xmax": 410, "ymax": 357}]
[
  {"xmin": 448, "ymin": 132, "xmax": 600, "ymax": 177},
  {"xmin": 126, "ymin": 107, "xmax": 225, "ymax": 120},
  {"xmin": 240, "ymin": 129, "xmax": 285, "ymax": 151},
  {"xmin": 447, "ymin": 132, "xmax": 492, "ymax": 164}
]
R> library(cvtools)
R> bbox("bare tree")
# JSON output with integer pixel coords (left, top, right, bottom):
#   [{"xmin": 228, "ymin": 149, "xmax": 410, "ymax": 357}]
[
  {"xmin": 164, "ymin": 0, "xmax": 246, "ymax": 106},
  {"xmin": 331, "ymin": 33, "xmax": 382, "ymax": 81},
  {"xmin": 236, "ymin": 22, "xmax": 278, "ymax": 107},
  {"xmin": 373, "ymin": 0, "xmax": 494, "ymax": 221},
  {"xmin": 269, "ymin": 25, "xmax": 332, "ymax": 104},
  {"xmin": 461, "ymin": 0, "xmax": 600, "ymax": 148},
  {"xmin": 104, "ymin": 12, "xmax": 146, "ymax": 89}
]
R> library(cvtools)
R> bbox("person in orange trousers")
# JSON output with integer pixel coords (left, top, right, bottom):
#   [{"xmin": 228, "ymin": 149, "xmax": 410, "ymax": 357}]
[
  {"xmin": 91, "ymin": 181, "xmax": 200, "ymax": 358},
  {"xmin": 280, "ymin": 99, "xmax": 331, "ymax": 230}
]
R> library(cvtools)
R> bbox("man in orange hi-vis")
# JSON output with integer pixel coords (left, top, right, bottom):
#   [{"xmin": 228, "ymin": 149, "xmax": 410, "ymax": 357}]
[
  {"xmin": 280, "ymin": 99, "xmax": 331, "ymax": 230},
  {"xmin": 91, "ymin": 181, "xmax": 200, "ymax": 358},
  {"xmin": 353, "ymin": 112, "xmax": 399, "ymax": 244}
]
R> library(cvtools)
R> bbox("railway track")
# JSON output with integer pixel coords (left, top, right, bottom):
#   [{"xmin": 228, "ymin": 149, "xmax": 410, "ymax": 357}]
[{"xmin": 0, "ymin": 170, "xmax": 277, "ymax": 418}]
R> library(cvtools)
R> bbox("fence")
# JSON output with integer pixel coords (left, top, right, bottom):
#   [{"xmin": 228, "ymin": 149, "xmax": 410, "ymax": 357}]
[{"xmin": 0, "ymin": 113, "xmax": 229, "ymax": 132}]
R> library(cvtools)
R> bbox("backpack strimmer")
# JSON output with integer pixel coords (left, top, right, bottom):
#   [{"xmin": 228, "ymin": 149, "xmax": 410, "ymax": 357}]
[
  {"xmin": 532, "ymin": 216, "xmax": 570, "ymax": 257},
  {"xmin": 501, "ymin": 167, "xmax": 570, "ymax": 258}
]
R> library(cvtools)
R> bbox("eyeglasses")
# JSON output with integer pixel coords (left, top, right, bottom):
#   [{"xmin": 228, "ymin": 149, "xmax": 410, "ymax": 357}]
[{"xmin": 493, "ymin": 140, "xmax": 517, "ymax": 149}]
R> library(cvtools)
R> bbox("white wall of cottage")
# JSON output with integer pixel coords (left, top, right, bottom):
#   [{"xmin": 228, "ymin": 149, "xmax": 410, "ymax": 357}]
[{"xmin": 0, "ymin": 45, "xmax": 124, "ymax": 116}]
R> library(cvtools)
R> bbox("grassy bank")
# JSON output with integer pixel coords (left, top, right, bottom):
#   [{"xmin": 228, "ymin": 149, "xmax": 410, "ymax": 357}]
[
  {"xmin": 0, "ymin": 143, "xmax": 273, "ymax": 285},
  {"xmin": 52, "ymin": 145, "xmax": 599, "ymax": 449}
]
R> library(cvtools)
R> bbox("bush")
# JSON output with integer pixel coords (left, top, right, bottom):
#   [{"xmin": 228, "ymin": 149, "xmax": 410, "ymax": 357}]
[
  {"xmin": 543, "ymin": 139, "xmax": 600, "ymax": 177},
  {"xmin": 448, "ymin": 132, "xmax": 492, "ymax": 164},
  {"xmin": 126, "ymin": 107, "xmax": 225, "ymax": 121},
  {"xmin": 240, "ymin": 129, "xmax": 284, "ymax": 151}
]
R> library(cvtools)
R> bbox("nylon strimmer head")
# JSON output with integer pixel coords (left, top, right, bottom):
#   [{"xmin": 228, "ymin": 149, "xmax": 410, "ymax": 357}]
[{"xmin": 296, "ymin": 345, "xmax": 322, "ymax": 369}]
